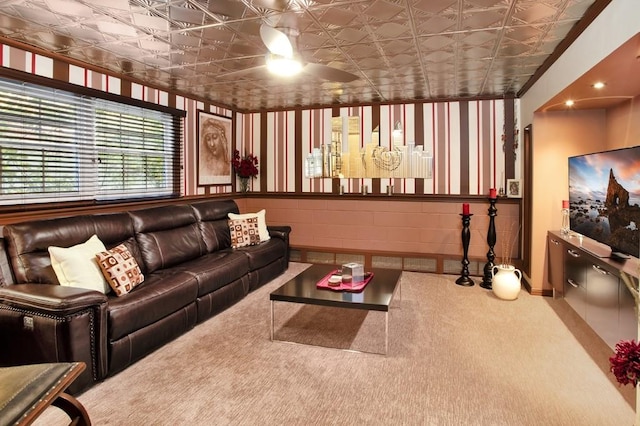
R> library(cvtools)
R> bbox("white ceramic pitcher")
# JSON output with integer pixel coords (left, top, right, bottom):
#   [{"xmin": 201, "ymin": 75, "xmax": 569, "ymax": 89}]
[{"xmin": 491, "ymin": 264, "xmax": 522, "ymax": 300}]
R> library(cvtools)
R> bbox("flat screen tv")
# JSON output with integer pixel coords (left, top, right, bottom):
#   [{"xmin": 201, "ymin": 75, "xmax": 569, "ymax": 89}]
[{"xmin": 568, "ymin": 146, "xmax": 640, "ymax": 260}]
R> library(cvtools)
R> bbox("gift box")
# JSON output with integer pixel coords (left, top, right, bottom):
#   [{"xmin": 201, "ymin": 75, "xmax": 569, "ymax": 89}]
[{"xmin": 342, "ymin": 262, "xmax": 364, "ymax": 283}]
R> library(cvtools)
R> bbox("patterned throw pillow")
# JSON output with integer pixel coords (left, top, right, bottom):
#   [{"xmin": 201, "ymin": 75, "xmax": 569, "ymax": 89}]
[
  {"xmin": 229, "ymin": 217, "xmax": 261, "ymax": 249},
  {"xmin": 227, "ymin": 209, "xmax": 270, "ymax": 242},
  {"xmin": 96, "ymin": 244, "xmax": 144, "ymax": 296}
]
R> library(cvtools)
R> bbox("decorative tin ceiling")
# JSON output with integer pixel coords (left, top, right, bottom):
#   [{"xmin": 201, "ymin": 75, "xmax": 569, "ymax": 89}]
[{"xmin": 0, "ymin": 0, "xmax": 603, "ymax": 112}]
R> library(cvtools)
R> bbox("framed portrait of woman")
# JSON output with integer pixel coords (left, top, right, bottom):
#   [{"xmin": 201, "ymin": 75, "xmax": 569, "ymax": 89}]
[{"xmin": 197, "ymin": 111, "xmax": 232, "ymax": 185}]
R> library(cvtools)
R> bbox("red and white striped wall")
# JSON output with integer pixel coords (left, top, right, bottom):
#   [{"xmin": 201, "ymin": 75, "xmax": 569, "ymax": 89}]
[
  {"xmin": 0, "ymin": 42, "xmax": 514, "ymax": 197},
  {"xmin": 236, "ymin": 99, "xmax": 508, "ymax": 195}
]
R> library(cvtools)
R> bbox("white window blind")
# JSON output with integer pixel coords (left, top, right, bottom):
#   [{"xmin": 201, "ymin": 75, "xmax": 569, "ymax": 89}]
[{"xmin": 0, "ymin": 77, "xmax": 182, "ymax": 205}]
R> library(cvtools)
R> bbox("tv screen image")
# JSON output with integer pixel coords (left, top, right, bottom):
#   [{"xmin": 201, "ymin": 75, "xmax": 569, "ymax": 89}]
[{"xmin": 568, "ymin": 146, "xmax": 640, "ymax": 259}]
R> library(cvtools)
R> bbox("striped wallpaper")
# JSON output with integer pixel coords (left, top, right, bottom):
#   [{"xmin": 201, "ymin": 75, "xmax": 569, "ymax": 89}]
[
  {"xmin": 237, "ymin": 99, "xmax": 512, "ymax": 196},
  {"xmin": 0, "ymin": 42, "xmax": 517, "ymax": 197}
]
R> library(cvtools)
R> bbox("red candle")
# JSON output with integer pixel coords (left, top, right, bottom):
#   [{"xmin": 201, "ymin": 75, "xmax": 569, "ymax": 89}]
[
  {"xmin": 562, "ymin": 200, "xmax": 569, "ymax": 209},
  {"xmin": 489, "ymin": 188, "xmax": 497, "ymax": 199},
  {"xmin": 462, "ymin": 203, "xmax": 470, "ymax": 215}
]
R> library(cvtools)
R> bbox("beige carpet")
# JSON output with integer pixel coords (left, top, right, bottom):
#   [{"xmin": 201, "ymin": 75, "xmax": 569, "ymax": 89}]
[{"xmin": 36, "ymin": 263, "xmax": 634, "ymax": 425}]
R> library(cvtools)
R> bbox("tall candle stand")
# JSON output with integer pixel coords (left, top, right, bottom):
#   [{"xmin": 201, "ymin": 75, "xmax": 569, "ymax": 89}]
[
  {"xmin": 456, "ymin": 213, "xmax": 474, "ymax": 287},
  {"xmin": 481, "ymin": 197, "xmax": 498, "ymax": 289}
]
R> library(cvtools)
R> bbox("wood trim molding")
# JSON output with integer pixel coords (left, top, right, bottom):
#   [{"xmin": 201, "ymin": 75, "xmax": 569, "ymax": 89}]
[
  {"xmin": 0, "ymin": 192, "xmax": 522, "ymax": 225},
  {"xmin": 291, "ymin": 245, "xmax": 511, "ymax": 279}
]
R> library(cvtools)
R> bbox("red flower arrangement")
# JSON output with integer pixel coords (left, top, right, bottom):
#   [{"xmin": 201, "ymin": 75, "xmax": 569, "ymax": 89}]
[
  {"xmin": 231, "ymin": 150, "xmax": 259, "ymax": 179},
  {"xmin": 610, "ymin": 339, "xmax": 640, "ymax": 386}
]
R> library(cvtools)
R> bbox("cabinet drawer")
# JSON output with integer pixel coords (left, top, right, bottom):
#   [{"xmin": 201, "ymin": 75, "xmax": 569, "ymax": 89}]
[
  {"xmin": 586, "ymin": 264, "xmax": 619, "ymax": 348},
  {"xmin": 564, "ymin": 248, "xmax": 585, "ymax": 281},
  {"xmin": 564, "ymin": 277, "xmax": 586, "ymax": 319},
  {"xmin": 619, "ymin": 280, "xmax": 638, "ymax": 342},
  {"xmin": 564, "ymin": 248, "xmax": 586, "ymax": 319},
  {"xmin": 547, "ymin": 235, "xmax": 565, "ymax": 297}
]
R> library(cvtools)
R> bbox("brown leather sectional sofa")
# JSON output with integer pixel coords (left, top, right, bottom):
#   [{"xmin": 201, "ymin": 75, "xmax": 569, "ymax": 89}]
[{"xmin": 0, "ymin": 199, "xmax": 291, "ymax": 393}]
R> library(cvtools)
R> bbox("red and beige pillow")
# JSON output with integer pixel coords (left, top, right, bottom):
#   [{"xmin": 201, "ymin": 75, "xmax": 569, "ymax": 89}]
[
  {"xmin": 228, "ymin": 216, "xmax": 261, "ymax": 249},
  {"xmin": 228, "ymin": 209, "xmax": 270, "ymax": 243},
  {"xmin": 95, "ymin": 244, "xmax": 144, "ymax": 296}
]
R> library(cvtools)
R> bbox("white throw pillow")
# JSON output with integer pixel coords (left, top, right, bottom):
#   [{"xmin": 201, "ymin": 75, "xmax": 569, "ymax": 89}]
[
  {"xmin": 228, "ymin": 209, "xmax": 270, "ymax": 242},
  {"xmin": 48, "ymin": 234, "xmax": 111, "ymax": 294}
]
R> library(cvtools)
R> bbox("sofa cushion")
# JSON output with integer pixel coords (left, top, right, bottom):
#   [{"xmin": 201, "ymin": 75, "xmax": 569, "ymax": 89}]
[
  {"xmin": 108, "ymin": 237, "xmax": 146, "ymax": 275},
  {"xmin": 135, "ymin": 225, "xmax": 205, "ymax": 273},
  {"xmin": 229, "ymin": 217, "xmax": 260, "ymax": 248},
  {"xmin": 3, "ymin": 212, "xmax": 134, "ymax": 284},
  {"xmin": 96, "ymin": 245, "xmax": 144, "ymax": 296},
  {"xmin": 107, "ymin": 270, "xmax": 198, "ymax": 341},
  {"xmin": 190, "ymin": 199, "xmax": 238, "ymax": 252},
  {"xmin": 129, "ymin": 205, "xmax": 206, "ymax": 273},
  {"xmin": 179, "ymin": 250, "xmax": 249, "ymax": 297},
  {"xmin": 48, "ymin": 235, "xmax": 110, "ymax": 294},
  {"xmin": 237, "ymin": 237, "xmax": 287, "ymax": 271}
]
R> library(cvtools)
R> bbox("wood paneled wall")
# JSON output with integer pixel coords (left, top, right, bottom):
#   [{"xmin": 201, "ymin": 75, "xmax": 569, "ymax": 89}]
[{"xmin": 241, "ymin": 196, "xmax": 521, "ymax": 262}]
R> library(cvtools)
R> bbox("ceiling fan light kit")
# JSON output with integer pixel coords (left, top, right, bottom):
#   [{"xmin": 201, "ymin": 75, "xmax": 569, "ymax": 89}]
[
  {"xmin": 259, "ymin": 24, "xmax": 294, "ymax": 58},
  {"xmin": 259, "ymin": 23, "xmax": 358, "ymax": 83},
  {"xmin": 265, "ymin": 53, "xmax": 303, "ymax": 77}
]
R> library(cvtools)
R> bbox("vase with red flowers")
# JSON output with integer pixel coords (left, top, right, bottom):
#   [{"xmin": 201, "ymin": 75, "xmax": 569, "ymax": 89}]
[
  {"xmin": 610, "ymin": 339, "xmax": 640, "ymax": 424},
  {"xmin": 231, "ymin": 150, "xmax": 258, "ymax": 193},
  {"xmin": 610, "ymin": 340, "xmax": 640, "ymax": 387}
]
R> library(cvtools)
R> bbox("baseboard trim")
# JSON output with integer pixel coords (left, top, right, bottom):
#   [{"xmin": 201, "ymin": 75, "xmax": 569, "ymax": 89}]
[
  {"xmin": 522, "ymin": 274, "xmax": 553, "ymax": 297},
  {"xmin": 290, "ymin": 245, "xmax": 495, "ymax": 277}
]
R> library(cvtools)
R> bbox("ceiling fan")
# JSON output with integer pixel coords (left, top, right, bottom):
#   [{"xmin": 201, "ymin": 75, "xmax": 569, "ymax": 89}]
[{"xmin": 223, "ymin": 23, "xmax": 360, "ymax": 83}]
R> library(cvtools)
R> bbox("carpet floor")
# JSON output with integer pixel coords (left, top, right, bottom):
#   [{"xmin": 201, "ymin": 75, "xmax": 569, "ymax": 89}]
[{"xmin": 36, "ymin": 263, "xmax": 634, "ymax": 425}]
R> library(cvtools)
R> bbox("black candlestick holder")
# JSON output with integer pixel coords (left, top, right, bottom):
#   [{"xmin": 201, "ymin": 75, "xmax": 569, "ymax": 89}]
[
  {"xmin": 481, "ymin": 197, "xmax": 498, "ymax": 289},
  {"xmin": 456, "ymin": 213, "xmax": 474, "ymax": 287}
]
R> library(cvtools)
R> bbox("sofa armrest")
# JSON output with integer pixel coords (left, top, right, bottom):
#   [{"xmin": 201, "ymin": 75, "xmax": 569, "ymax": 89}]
[
  {"xmin": 267, "ymin": 225, "xmax": 292, "ymax": 266},
  {"xmin": 0, "ymin": 284, "xmax": 108, "ymax": 316},
  {"xmin": 267, "ymin": 225, "xmax": 291, "ymax": 241},
  {"xmin": 0, "ymin": 284, "xmax": 109, "ymax": 393}
]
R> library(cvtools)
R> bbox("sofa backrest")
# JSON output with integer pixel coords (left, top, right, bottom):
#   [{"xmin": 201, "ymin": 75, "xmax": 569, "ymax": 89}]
[
  {"xmin": 190, "ymin": 199, "xmax": 237, "ymax": 253},
  {"xmin": 129, "ymin": 204, "xmax": 206, "ymax": 273},
  {"xmin": 2, "ymin": 212, "xmax": 134, "ymax": 284},
  {"xmin": 0, "ymin": 199, "xmax": 241, "ymax": 284}
]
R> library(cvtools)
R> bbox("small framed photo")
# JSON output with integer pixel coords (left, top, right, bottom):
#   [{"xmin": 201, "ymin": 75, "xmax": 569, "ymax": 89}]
[
  {"xmin": 507, "ymin": 179, "xmax": 522, "ymax": 198},
  {"xmin": 197, "ymin": 110, "xmax": 232, "ymax": 186}
]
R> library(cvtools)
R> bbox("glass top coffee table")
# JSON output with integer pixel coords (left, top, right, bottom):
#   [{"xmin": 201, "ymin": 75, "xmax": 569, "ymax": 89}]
[{"xmin": 269, "ymin": 264, "xmax": 402, "ymax": 354}]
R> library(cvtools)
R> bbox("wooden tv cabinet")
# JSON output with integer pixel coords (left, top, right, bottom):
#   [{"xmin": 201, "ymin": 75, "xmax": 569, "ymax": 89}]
[{"xmin": 547, "ymin": 231, "xmax": 638, "ymax": 349}]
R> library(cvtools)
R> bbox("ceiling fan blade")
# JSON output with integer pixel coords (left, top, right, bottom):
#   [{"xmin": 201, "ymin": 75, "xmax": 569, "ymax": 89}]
[
  {"xmin": 219, "ymin": 65, "xmax": 267, "ymax": 79},
  {"xmin": 259, "ymin": 24, "xmax": 293, "ymax": 58},
  {"xmin": 207, "ymin": 0, "xmax": 245, "ymax": 19},
  {"xmin": 303, "ymin": 63, "xmax": 359, "ymax": 83},
  {"xmin": 254, "ymin": 0, "xmax": 289, "ymax": 12},
  {"xmin": 277, "ymin": 12, "xmax": 299, "ymax": 30}
]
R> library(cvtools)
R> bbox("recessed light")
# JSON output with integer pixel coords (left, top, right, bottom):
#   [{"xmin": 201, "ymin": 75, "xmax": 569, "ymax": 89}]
[
  {"xmin": 592, "ymin": 82, "xmax": 606, "ymax": 89},
  {"xmin": 565, "ymin": 100, "xmax": 575, "ymax": 107}
]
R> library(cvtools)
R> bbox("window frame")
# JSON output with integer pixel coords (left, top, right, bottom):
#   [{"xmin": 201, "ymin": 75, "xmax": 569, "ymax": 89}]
[{"xmin": 0, "ymin": 69, "xmax": 185, "ymax": 208}]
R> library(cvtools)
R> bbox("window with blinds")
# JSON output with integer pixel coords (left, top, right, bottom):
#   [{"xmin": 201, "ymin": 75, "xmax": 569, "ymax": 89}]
[{"xmin": 0, "ymin": 77, "xmax": 182, "ymax": 205}]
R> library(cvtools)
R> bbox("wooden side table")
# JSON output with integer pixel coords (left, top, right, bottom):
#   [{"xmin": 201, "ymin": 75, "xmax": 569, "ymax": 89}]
[{"xmin": 0, "ymin": 362, "xmax": 91, "ymax": 426}]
